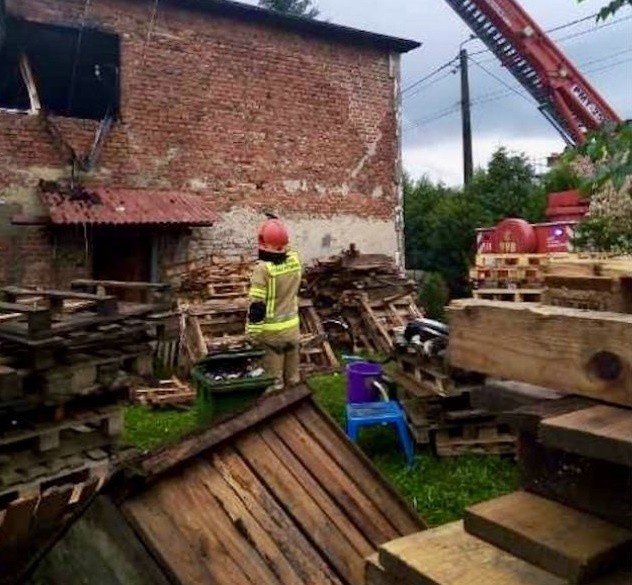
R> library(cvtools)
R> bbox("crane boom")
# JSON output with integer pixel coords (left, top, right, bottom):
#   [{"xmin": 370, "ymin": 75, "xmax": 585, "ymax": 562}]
[{"xmin": 443, "ymin": 0, "xmax": 622, "ymax": 145}]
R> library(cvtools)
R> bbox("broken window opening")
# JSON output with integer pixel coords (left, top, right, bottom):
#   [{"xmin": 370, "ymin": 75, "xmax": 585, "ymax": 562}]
[{"xmin": 0, "ymin": 17, "xmax": 120, "ymax": 120}]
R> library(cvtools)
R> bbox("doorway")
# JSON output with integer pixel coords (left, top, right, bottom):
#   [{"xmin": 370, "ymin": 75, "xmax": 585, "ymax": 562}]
[{"xmin": 92, "ymin": 226, "xmax": 152, "ymax": 302}]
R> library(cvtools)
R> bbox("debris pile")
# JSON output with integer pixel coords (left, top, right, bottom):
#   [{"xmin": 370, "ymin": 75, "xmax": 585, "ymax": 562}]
[
  {"xmin": 303, "ymin": 245, "xmax": 423, "ymax": 354},
  {"xmin": 0, "ymin": 281, "xmax": 177, "ymax": 571}
]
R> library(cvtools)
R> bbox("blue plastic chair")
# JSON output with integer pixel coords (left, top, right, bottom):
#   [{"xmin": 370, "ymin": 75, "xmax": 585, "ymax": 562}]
[
  {"xmin": 342, "ymin": 355, "xmax": 415, "ymax": 468},
  {"xmin": 346, "ymin": 401, "xmax": 415, "ymax": 467}
]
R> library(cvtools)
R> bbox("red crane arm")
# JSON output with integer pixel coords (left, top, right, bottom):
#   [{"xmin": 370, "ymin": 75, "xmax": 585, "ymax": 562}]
[{"xmin": 444, "ymin": 0, "xmax": 622, "ymax": 144}]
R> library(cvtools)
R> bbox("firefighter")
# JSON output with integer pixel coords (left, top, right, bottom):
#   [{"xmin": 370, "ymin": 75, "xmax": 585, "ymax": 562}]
[{"xmin": 247, "ymin": 217, "xmax": 302, "ymax": 392}]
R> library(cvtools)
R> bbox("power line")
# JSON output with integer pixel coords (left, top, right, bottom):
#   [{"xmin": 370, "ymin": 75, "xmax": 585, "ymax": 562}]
[
  {"xmin": 402, "ymin": 12, "xmax": 629, "ymax": 99},
  {"xmin": 468, "ymin": 55, "xmax": 535, "ymax": 105},
  {"xmin": 403, "ymin": 69, "xmax": 456, "ymax": 100},
  {"xmin": 402, "ymin": 55, "xmax": 632, "ymax": 134},
  {"xmin": 402, "ymin": 57, "xmax": 458, "ymax": 95}
]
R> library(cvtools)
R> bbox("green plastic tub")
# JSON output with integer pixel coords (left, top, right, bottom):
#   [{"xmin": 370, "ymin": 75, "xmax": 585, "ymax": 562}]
[{"xmin": 192, "ymin": 349, "xmax": 275, "ymax": 425}]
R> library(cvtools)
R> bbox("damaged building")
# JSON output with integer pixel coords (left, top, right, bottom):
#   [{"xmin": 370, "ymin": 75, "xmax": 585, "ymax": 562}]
[{"xmin": 0, "ymin": 0, "xmax": 419, "ymax": 287}]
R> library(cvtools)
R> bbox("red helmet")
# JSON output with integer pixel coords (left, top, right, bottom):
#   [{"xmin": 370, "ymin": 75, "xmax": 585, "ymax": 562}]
[{"xmin": 258, "ymin": 218, "xmax": 289, "ymax": 253}]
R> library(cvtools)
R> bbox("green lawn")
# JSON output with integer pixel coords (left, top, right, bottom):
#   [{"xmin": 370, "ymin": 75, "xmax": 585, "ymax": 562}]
[{"xmin": 124, "ymin": 372, "xmax": 519, "ymax": 526}]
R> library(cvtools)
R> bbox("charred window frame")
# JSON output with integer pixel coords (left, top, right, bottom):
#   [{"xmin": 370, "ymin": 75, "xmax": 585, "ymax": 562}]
[{"xmin": 0, "ymin": 17, "xmax": 120, "ymax": 120}]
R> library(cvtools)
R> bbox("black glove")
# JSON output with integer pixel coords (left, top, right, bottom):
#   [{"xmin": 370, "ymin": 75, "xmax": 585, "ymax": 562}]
[{"xmin": 248, "ymin": 301, "xmax": 266, "ymax": 324}]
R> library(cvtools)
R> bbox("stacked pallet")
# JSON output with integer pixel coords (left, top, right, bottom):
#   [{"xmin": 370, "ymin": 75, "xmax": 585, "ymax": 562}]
[
  {"xmin": 178, "ymin": 299, "xmax": 339, "ymax": 375},
  {"xmin": 0, "ymin": 283, "xmax": 177, "ymax": 561},
  {"xmin": 392, "ymin": 344, "xmax": 509, "ymax": 456},
  {"xmin": 303, "ymin": 245, "xmax": 422, "ymax": 354},
  {"xmin": 470, "ymin": 253, "xmax": 548, "ymax": 302},
  {"xmin": 542, "ymin": 255, "xmax": 632, "ymax": 313},
  {"xmin": 368, "ymin": 299, "xmax": 632, "ymax": 585},
  {"xmin": 165, "ymin": 255, "xmax": 253, "ymax": 305}
]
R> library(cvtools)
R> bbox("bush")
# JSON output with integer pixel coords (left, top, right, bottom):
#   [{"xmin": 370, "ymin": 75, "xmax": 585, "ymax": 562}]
[{"xmin": 418, "ymin": 272, "xmax": 450, "ymax": 321}]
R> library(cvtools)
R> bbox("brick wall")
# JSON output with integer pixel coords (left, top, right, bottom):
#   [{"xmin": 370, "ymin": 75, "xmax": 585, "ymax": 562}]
[{"xmin": 0, "ymin": 0, "xmax": 404, "ymax": 287}]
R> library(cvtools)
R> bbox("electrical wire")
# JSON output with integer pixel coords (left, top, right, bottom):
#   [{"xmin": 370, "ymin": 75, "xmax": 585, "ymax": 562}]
[
  {"xmin": 468, "ymin": 55, "xmax": 536, "ymax": 105},
  {"xmin": 403, "ymin": 54, "xmax": 631, "ymax": 134},
  {"xmin": 402, "ymin": 11, "xmax": 626, "ymax": 97},
  {"xmin": 402, "ymin": 57, "xmax": 458, "ymax": 95}
]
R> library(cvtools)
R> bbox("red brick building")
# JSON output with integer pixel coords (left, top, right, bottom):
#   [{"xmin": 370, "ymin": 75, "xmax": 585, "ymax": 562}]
[{"xmin": 0, "ymin": 0, "xmax": 419, "ymax": 287}]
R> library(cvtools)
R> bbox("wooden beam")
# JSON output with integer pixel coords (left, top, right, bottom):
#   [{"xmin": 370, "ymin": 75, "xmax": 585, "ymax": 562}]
[
  {"xmin": 447, "ymin": 300, "xmax": 632, "ymax": 407},
  {"xmin": 464, "ymin": 491, "xmax": 632, "ymax": 583},
  {"xmin": 539, "ymin": 405, "xmax": 632, "ymax": 468},
  {"xmin": 135, "ymin": 384, "xmax": 312, "ymax": 479}
]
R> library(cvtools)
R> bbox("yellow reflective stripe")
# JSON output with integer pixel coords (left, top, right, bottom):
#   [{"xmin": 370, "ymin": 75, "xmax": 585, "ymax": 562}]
[
  {"xmin": 249, "ymin": 286, "xmax": 266, "ymax": 300},
  {"xmin": 247, "ymin": 323, "xmax": 264, "ymax": 334},
  {"xmin": 266, "ymin": 275, "xmax": 276, "ymax": 319},
  {"xmin": 261, "ymin": 315, "xmax": 299, "ymax": 332}
]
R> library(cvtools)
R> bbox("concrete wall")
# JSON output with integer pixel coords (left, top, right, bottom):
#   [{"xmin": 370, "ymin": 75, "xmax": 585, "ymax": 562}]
[{"xmin": 0, "ymin": 0, "xmax": 405, "ymax": 286}]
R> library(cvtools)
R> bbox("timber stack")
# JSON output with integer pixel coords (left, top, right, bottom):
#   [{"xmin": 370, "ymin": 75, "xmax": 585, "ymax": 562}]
[
  {"xmin": 0, "ymin": 281, "xmax": 177, "ymax": 574},
  {"xmin": 366, "ymin": 267, "xmax": 632, "ymax": 585},
  {"xmin": 302, "ymin": 244, "xmax": 423, "ymax": 355},
  {"xmin": 167, "ymin": 255, "xmax": 339, "ymax": 375}
]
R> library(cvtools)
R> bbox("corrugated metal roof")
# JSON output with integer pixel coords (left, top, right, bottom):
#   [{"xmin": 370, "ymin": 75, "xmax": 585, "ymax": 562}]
[{"xmin": 40, "ymin": 188, "xmax": 218, "ymax": 226}]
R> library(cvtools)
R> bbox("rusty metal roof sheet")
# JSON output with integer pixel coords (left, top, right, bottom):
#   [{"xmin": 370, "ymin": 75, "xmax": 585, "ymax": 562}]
[{"xmin": 40, "ymin": 188, "xmax": 218, "ymax": 226}]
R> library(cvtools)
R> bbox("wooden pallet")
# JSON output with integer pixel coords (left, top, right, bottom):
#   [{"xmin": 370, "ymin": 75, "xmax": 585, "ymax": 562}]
[
  {"xmin": 474, "ymin": 253, "xmax": 551, "ymax": 267},
  {"xmin": 0, "ymin": 406, "xmax": 123, "ymax": 456},
  {"xmin": 434, "ymin": 422, "xmax": 516, "ymax": 457},
  {"xmin": 132, "ymin": 378, "xmax": 195, "ymax": 409},
  {"xmin": 472, "ymin": 288, "xmax": 543, "ymax": 302}
]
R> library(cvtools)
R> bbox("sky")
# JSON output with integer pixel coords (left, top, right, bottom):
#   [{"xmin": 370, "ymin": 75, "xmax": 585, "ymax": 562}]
[{"xmin": 242, "ymin": 0, "xmax": 632, "ymax": 186}]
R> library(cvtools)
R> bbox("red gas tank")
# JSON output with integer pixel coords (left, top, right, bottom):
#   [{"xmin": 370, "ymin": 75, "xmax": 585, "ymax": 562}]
[{"xmin": 492, "ymin": 218, "xmax": 537, "ymax": 254}]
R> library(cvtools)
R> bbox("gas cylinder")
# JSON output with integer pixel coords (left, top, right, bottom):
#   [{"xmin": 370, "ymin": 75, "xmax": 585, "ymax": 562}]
[{"xmin": 492, "ymin": 218, "xmax": 537, "ymax": 254}]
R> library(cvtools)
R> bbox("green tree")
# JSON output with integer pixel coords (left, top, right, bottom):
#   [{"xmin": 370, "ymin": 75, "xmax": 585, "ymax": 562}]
[
  {"xmin": 465, "ymin": 147, "xmax": 547, "ymax": 226},
  {"xmin": 404, "ymin": 176, "xmax": 480, "ymax": 297},
  {"xmin": 579, "ymin": 0, "xmax": 632, "ymax": 20},
  {"xmin": 560, "ymin": 124, "xmax": 632, "ymax": 253},
  {"xmin": 404, "ymin": 147, "xmax": 548, "ymax": 300},
  {"xmin": 258, "ymin": 0, "xmax": 320, "ymax": 18}
]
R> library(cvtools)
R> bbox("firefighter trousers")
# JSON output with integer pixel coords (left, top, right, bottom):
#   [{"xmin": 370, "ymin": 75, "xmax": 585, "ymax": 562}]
[{"xmin": 259, "ymin": 327, "xmax": 301, "ymax": 390}]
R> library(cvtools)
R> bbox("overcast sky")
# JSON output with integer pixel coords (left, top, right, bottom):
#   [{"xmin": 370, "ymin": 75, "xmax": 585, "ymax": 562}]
[{"xmin": 242, "ymin": 0, "xmax": 631, "ymax": 186}]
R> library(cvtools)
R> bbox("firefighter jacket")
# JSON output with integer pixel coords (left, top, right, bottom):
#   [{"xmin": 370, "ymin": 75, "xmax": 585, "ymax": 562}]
[{"xmin": 247, "ymin": 250, "xmax": 302, "ymax": 336}]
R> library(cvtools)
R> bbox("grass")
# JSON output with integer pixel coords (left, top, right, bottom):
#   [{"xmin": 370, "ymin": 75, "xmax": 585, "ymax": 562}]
[
  {"xmin": 123, "ymin": 372, "xmax": 519, "ymax": 526},
  {"xmin": 309, "ymin": 373, "xmax": 519, "ymax": 526}
]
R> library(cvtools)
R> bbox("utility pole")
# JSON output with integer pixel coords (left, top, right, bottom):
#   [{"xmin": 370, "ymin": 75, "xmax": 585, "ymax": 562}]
[{"xmin": 459, "ymin": 48, "xmax": 473, "ymax": 186}]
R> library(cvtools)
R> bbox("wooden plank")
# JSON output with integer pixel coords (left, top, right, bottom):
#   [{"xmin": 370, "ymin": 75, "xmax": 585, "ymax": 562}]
[
  {"xmin": 258, "ymin": 427, "xmax": 374, "ymax": 557},
  {"xmin": 518, "ymin": 433, "xmax": 632, "ymax": 530},
  {"xmin": 191, "ymin": 460, "xmax": 303, "ymax": 585},
  {"xmin": 540, "ymin": 405, "xmax": 632, "ymax": 468},
  {"xmin": 34, "ymin": 485, "xmax": 74, "ymax": 527},
  {"xmin": 447, "ymin": 300, "xmax": 632, "ymax": 407},
  {"xmin": 501, "ymin": 397, "xmax": 597, "ymax": 435},
  {"xmin": 124, "ymin": 482, "xmax": 248, "ymax": 585},
  {"xmin": 0, "ymin": 495, "xmax": 38, "ymax": 548},
  {"xmin": 212, "ymin": 447, "xmax": 343, "ymax": 585},
  {"xmin": 464, "ymin": 491, "xmax": 632, "ymax": 583},
  {"xmin": 179, "ymin": 463, "xmax": 283, "ymax": 585},
  {"xmin": 272, "ymin": 414, "xmax": 400, "ymax": 545},
  {"xmin": 236, "ymin": 430, "xmax": 367, "ymax": 585},
  {"xmin": 136, "ymin": 383, "xmax": 311, "ymax": 478},
  {"xmin": 379, "ymin": 521, "xmax": 564, "ymax": 585},
  {"xmin": 295, "ymin": 403, "xmax": 425, "ymax": 536}
]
